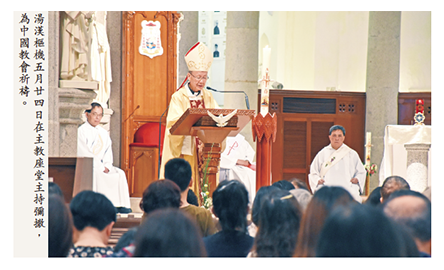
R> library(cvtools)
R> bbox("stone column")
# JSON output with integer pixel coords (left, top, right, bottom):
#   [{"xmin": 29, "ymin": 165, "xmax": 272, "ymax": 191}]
[
  {"xmin": 224, "ymin": 11, "xmax": 259, "ymax": 149},
  {"xmin": 48, "ymin": 11, "xmax": 60, "ymax": 156},
  {"xmin": 365, "ymin": 12, "xmax": 401, "ymax": 191},
  {"xmin": 107, "ymin": 11, "xmax": 122, "ymax": 166},
  {"xmin": 404, "ymin": 143, "xmax": 431, "ymax": 192},
  {"xmin": 58, "ymin": 89, "xmax": 96, "ymax": 156}
]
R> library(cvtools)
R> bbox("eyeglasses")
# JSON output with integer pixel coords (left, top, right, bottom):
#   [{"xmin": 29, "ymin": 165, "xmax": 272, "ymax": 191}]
[
  {"xmin": 189, "ymin": 73, "xmax": 209, "ymax": 81},
  {"xmin": 90, "ymin": 112, "xmax": 103, "ymax": 118}
]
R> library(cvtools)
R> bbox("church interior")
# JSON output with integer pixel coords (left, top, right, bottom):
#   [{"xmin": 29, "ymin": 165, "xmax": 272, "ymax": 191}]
[
  {"xmin": 48, "ymin": 10, "xmax": 431, "ymax": 200},
  {"xmin": 16, "ymin": 11, "xmax": 435, "ymax": 258}
]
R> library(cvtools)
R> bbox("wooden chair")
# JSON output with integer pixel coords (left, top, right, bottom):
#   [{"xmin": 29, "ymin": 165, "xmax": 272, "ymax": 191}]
[{"xmin": 128, "ymin": 122, "xmax": 166, "ymax": 197}]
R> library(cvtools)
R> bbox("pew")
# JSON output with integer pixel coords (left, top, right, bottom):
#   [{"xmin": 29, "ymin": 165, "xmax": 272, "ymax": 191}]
[{"xmin": 48, "ymin": 157, "xmax": 93, "ymax": 203}]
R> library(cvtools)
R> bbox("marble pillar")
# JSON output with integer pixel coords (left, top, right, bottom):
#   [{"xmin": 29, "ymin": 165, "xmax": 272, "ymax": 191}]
[
  {"xmin": 107, "ymin": 11, "xmax": 122, "ymax": 167},
  {"xmin": 224, "ymin": 11, "xmax": 259, "ymax": 149},
  {"xmin": 48, "ymin": 11, "xmax": 60, "ymax": 156},
  {"xmin": 365, "ymin": 12, "xmax": 401, "ymax": 192},
  {"xmin": 404, "ymin": 143, "xmax": 431, "ymax": 192}
]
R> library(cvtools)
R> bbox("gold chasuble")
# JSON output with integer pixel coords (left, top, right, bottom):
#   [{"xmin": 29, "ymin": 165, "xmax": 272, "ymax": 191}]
[
  {"xmin": 160, "ymin": 41, "xmax": 223, "ymax": 204},
  {"xmin": 160, "ymin": 84, "xmax": 219, "ymax": 200}
]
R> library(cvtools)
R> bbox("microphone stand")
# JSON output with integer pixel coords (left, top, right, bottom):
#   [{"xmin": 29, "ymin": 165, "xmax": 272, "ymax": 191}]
[
  {"xmin": 158, "ymin": 105, "xmax": 169, "ymax": 179},
  {"xmin": 206, "ymin": 86, "xmax": 250, "ymax": 110}
]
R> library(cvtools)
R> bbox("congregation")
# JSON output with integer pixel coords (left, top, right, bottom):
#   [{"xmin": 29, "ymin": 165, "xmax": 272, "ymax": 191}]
[{"xmin": 48, "ymin": 158, "xmax": 431, "ymax": 258}]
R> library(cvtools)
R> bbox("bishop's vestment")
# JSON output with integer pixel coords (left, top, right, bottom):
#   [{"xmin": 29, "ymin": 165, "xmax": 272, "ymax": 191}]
[{"xmin": 160, "ymin": 84, "xmax": 219, "ymax": 196}]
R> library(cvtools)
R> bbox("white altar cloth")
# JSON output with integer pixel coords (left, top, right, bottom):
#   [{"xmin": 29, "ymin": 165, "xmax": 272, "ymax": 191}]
[{"xmin": 379, "ymin": 125, "xmax": 431, "ymax": 187}]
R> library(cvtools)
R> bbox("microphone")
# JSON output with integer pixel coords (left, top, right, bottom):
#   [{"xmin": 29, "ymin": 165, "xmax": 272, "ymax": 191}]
[
  {"xmin": 123, "ymin": 105, "xmax": 140, "ymax": 122},
  {"xmin": 158, "ymin": 104, "xmax": 169, "ymax": 179},
  {"xmin": 206, "ymin": 86, "xmax": 250, "ymax": 110}
]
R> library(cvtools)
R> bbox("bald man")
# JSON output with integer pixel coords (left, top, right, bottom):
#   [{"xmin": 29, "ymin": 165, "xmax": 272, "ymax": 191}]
[
  {"xmin": 380, "ymin": 175, "xmax": 410, "ymax": 203},
  {"xmin": 383, "ymin": 190, "xmax": 431, "ymax": 257}
]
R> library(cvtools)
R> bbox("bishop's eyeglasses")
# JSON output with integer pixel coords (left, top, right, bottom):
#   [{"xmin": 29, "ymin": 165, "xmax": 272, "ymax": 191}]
[{"xmin": 189, "ymin": 73, "xmax": 209, "ymax": 81}]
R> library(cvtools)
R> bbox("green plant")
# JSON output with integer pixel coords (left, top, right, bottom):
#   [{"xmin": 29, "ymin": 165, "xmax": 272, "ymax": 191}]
[{"xmin": 200, "ymin": 143, "xmax": 214, "ymax": 209}]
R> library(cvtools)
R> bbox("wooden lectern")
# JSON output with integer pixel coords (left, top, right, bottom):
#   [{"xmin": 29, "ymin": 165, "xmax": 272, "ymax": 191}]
[{"xmin": 169, "ymin": 108, "xmax": 255, "ymax": 196}]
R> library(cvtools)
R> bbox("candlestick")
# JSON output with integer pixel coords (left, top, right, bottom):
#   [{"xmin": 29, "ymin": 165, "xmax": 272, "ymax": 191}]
[
  {"xmin": 260, "ymin": 46, "xmax": 271, "ymax": 116},
  {"xmin": 365, "ymin": 132, "xmax": 371, "ymax": 166}
]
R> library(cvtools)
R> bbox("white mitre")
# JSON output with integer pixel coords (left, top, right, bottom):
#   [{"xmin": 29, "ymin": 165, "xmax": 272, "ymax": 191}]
[{"xmin": 184, "ymin": 42, "xmax": 213, "ymax": 71}]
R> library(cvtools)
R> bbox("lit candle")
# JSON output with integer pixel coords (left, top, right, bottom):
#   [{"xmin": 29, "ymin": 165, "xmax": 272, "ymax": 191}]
[
  {"xmin": 365, "ymin": 132, "xmax": 371, "ymax": 166},
  {"xmin": 260, "ymin": 45, "xmax": 271, "ymax": 116}
]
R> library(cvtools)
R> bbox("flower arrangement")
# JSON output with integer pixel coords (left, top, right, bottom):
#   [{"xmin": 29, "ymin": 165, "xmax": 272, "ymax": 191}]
[
  {"xmin": 364, "ymin": 163, "xmax": 378, "ymax": 177},
  {"xmin": 200, "ymin": 183, "xmax": 212, "ymax": 209},
  {"xmin": 200, "ymin": 143, "xmax": 214, "ymax": 209}
]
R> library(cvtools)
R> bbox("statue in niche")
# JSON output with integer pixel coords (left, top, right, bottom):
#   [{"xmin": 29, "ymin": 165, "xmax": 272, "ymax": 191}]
[
  {"xmin": 213, "ymin": 20, "xmax": 220, "ymax": 35},
  {"xmin": 60, "ymin": 11, "xmax": 94, "ymax": 81},
  {"xmin": 213, "ymin": 44, "xmax": 219, "ymax": 58},
  {"xmin": 60, "ymin": 11, "xmax": 112, "ymax": 107}
]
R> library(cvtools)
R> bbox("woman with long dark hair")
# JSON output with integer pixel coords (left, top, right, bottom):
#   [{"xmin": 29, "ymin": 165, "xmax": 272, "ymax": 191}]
[
  {"xmin": 249, "ymin": 188, "xmax": 303, "ymax": 257},
  {"xmin": 294, "ymin": 186, "xmax": 357, "ymax": 257},
  {"xmin": 133, "ymin": 208, "xmax": 207, "ymax": 257},
  {"xmin": 203, "ymin": 180, "xmax": 254, "ymax": 257}
]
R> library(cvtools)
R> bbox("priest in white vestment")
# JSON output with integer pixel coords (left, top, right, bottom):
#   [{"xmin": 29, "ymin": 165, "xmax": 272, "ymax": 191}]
[
  {"xmin": 219, "ymin": 134, "xmax": 256, "ymax": 205},
  {"xmin": 308, "ymin": 125, "xmax": 366, "ymax": 203},
  {"xmin": 77, "ymin": 102, "xmax": 132, "ymax": 213}
]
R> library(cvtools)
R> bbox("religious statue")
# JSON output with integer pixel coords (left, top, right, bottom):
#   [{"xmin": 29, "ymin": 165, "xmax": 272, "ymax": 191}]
[
  {"xmin": 60, "ymin": 11, "xmax": 112, "ymax": 107},
  {"xmin": 60, "ymin": 11, "xmax": 94, "ymax": 81}
]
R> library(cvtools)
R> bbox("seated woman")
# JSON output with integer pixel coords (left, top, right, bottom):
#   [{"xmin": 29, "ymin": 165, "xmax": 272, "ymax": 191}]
[
  {"xmin": 249, "ymin": 188, "xmax": 303, "ymax": 257},
  {"xmin": 68, "ymin": 190, "xmax": 116, "ymax": 257},
  {"xmin": 316, "ymin": 203, "xmax": 418, "ymax": 257},
  {"xmin": 294, "ymin": 186, "xmax": 357, "ymax": 257},
  {"xmin": 139, "ymin": 179, "xmax": 182, "ymax": 222},
  {"xmin": 203, "ymin": 180, "xmax": 254, "ymax": 257},
  {"xmin": 109, "ymin": 179, "xmax": 182, "ymax": 257},
  {"xmin": 249, "ymin": 185, "xmax": 280, "ymax": 237},
  {"xmin": 133, "ymin": 208, "xmax": 207, "ymax": 257}
]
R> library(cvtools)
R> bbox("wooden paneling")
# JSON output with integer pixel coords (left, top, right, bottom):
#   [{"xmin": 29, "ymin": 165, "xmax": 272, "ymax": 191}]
[
  {"xmin": 398, "ymin": 92, "xmax": 431, "ymax": 125},
  {"xmin": 129, "ymin": 146, "xmax": 158, "ymax": 197},
  {"xmin": 261, "ymin": 90, "xmax": 366, "ymax": 191},
  {"xmin": 122, "ymin": 11, "xmax": 180, "ymax": 192},
  {"xmin": 48, "ymin": 157, "xmax": 93, "ymax": 203},
  {"xmin": 283, "ymin": 121, "xmax": 306, "ymax": 169},
  {"xmin": 310, "ymin": 121, "xmax": 334, "ymax": 160}
]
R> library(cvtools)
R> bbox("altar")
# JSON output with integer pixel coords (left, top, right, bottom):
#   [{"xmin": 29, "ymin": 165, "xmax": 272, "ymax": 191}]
[{"xmin": 379, "ymin": 125, "xmax": 431, "ymax": 192}]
